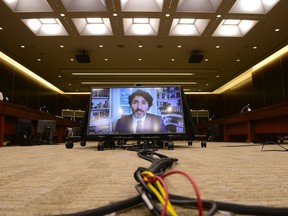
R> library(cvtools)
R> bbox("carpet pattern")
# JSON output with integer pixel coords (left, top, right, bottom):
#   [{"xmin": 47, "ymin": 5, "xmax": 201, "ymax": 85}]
[{"xmin": 0, "ymin": 141, "xmax": 288, "ymax": 216}]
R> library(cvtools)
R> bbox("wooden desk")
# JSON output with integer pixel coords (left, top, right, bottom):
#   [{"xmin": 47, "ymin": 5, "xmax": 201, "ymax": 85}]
[
  {"xmin": 0, "ymin": 101, "xmax": 80, "ymax": 146},
  {"xmin": 197, "ymin": 103, "xmax": 288, "ymax": 142}
]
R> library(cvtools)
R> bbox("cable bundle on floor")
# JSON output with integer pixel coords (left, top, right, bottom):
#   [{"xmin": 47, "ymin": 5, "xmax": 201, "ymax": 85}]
[{"xmin": 61, "ymin": 149, "xmax": 288, "ymax": 216}]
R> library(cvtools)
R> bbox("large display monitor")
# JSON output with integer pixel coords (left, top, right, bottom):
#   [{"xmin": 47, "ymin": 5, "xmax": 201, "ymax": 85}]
[{"xmin": 86, "ymin": 86, "xmax": 192, "ymax": 141}]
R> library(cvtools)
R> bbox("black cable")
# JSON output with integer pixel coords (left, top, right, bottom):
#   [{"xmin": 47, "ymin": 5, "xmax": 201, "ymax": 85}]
[
  {"xmin": 59, "ymin": 195, "xmax": 143, "ymax": 216},
  {"xmin": 169, "ymin": 194, "xmax": 218, "ymax": 216},
  {"xmin": 59, "ymin": 150, "xmax": 288, "ymax": 216},
  {"xmin": 169, "ymin": 194, "xmax": 288, "ymax": 216}
]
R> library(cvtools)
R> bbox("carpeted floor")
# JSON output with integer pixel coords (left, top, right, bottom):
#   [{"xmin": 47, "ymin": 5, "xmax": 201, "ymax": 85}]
[{"xmin": 0, "ymin": 141, "xmax": 288, "ymax": 216}]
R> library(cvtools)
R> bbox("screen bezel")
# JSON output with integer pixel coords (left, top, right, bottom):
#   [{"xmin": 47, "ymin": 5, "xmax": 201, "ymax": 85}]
[{"xmin": 86, "ymin": 86, "xmax": 192, "ymax": 141}]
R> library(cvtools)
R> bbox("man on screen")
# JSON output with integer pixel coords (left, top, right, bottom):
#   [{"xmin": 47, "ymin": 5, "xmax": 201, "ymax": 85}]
[{"xmin": 115, "ymin": 89, "xmax": 167, "ymax": 134}]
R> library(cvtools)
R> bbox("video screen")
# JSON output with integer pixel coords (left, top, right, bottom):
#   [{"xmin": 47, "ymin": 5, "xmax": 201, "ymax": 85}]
[{"xmin": 87, "ymin": 86, "xmax": 186, "ymax": 136}]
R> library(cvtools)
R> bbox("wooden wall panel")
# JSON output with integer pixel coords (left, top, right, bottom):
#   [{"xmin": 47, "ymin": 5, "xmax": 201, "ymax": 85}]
[
  {"xmin": 281, "ymin": 52, "xmax": 288, "ymax": 102},
  {"xmin": 262, "ymin": 59, "xmax": 284, "ymax": 105},
  {"xmin": 0, "ymin": 61, "xmax": 13, "ymax": 99},
  {"xmin": 11, "ymin": 71, "xmax": 29, "ymax": 106},
  {"xmin": 252, "ymin": 69, "xmax": 265, "ymax": 108}
]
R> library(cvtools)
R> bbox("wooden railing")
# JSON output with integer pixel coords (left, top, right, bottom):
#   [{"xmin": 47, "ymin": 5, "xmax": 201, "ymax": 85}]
[
  {"xmin": 0, "ymin": 101, "xmax": 80, "ymax": 146},
  {"xmin": 197, "ymin": 103, "xmax": 288, "ymax": 142}
]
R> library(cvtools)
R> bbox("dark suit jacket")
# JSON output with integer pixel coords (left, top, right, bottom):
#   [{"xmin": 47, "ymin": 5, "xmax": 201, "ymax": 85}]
[{"xmin": 115, "ymin": 113, "xmax": 167, "ymax": 134}]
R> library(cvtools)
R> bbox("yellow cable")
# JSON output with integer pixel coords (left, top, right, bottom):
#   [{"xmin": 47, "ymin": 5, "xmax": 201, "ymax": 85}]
[{"xmin": 141, "ymin": 171, "xmax": 177, "ymax": 216}]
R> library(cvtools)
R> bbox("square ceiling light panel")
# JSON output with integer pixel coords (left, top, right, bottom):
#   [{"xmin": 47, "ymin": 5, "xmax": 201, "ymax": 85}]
[
  {"xmin": 2, "ymin": 0, "xmax": 52, "ymax": 12},
  {"xmin": 22, "ymin": 18, "xmax": 68, "ymax": 36},
  {"xmin": 123, "ymin": 18, "xmax": 160, "ymax": 36},
  {"xmin": 169, "ymin": 18, "xmax": 210, "ymax": 36},
  {"xmin": 229, "ymin": 0, "xmax": 280, "ymax": 14},
  {"xmin": 120, "ymin": 0, "xmax": 163, "ymax": 12},
  {"xmin": 72, "ymin": 18, "xmax": 113, "ymax": 36},
  {"xmin": 61, "ymin": 0, "xmax": 107, "ymax": 12},
  {"xmin": 176, "ymin": 0, "xmax": 222, "ymax": 12},
  {"xmin": 212, "ymin": 19, "xmax": 258, "ymax": 37}
]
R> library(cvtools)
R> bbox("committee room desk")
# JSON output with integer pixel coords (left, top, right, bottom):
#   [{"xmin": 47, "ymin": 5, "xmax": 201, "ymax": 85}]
[
  {"xmin": 197, "ymin": 103, "xmax": 288, "ymax": 143},
  {"xmin": 0, "ymin": 101, "xmax": 80, "ymax": 147}
]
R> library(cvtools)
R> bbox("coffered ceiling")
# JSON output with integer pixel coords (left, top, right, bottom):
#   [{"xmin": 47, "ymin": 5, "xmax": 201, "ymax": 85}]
[{"xmin": 0, "ymin": 0, "xmax": 288, "ymax": 94}]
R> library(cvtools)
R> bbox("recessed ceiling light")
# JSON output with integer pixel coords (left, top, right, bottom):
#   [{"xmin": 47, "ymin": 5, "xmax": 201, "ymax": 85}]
[
  {"xmin": 121, "ymin": 0, "xmax": 164, "ymax": 12},
  {"xmin": 104, "ymin": 58, "xmax": 108, "ymax": 61},
  {"xmin": 217, "ymin": 14, "xmax": 221, "ymax": 18},
  {"xmin": 58, "ymin": 75, "xmax": 62, "ymax": 78},
  {"xmin": 138, "ymin": 45, "xmax": 143, "ymax": 48},
  {"xmin": 0, "ymin": 27, "xmax": 3, "ymax": 30},
  {"xmin": 72, "ymin": 18, "xmax": 113, "ymax": 36},
  {"xmin": 169, "ymin": 18, "xmax": 210, "ymax": 36},
  {"xmin": 216, "ymin": 45, "xmax": 220, "ymax": 48},
  {"xmin": 62, "ymin": 0, "xmax": 108, "ymax": 12},
  {"xmin": 176, "ymin": 0, "xmax": 221, "ymax": 12},
  {"xmin": 113, "ymin": 13, "xmax": 118, "ymax": 17},
  {"xmin": 60, "ymin": 45, "xmax": 64, "ymax": 48},
  {"xmin": 60, "ymin": 13, "xmax": 65, "ymax": 17},
  {"xmin": 275, "ymin": 28, "xmax": 280, "ymax": 32},
  {"xmin": 123, "ymin": 18, "xmax": 160, "ymax": 35},
  {"xmin": 171, "ymin": 58, "xmax": 175, "ymax": 61},
  {"xmin": 70, "ymin": 58, "xmax": 74, "ymax": 61},
  {"xmin": 237, "ymin": 59, "xmax": 240, "ymax": 62},
  {"xmin": 213, "ymin": 19, "xmax": 258, "ymax": 37},
  {"xmin": 22, "ymin": 18, "xmax": 68, "ymax": 36},
  {"xmin": 165, "ymin": 14, "xmax": 170, "ymax": 17},
  {"xmin": 138, "ymin": 58, "xmax": 142, "ymax": 61},
  {"xmin": 253, "ymin": 46, "xmax": 257, "ymax": 49},
  {"xmin": 37, "ymin": 58, "xmax": 41, "ymax": 62},
  {"xmin": 21, "ymin": 45, "xmax": 25, "ymax": 48},
  {"xmin": 216, "ymin": 75, "xmax": 219, "ymax": 78},
  {"xmin": 2, "ymin": 0, "xmax": 53, "ymax": 12},
  {"xmin": 99, "ymin": 45, "xmax": 104, "ymax": 48},
  {"xmin": 177, "ymin": 45, "xmax": 182, "ymax": 48},
  {"xmin": 68, "ymin": 83, "xmax": 71, "ymax": 86},
  {"xmin": 205, "ymin": 58, "xmax": 208, "ymax": 61},
  {"xmin": 229, "ymin": 0, "xmax": 280, "ymax": 14}
]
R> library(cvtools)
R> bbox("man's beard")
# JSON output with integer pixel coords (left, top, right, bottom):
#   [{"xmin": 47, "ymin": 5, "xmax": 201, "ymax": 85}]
[{"xmin": 133, "ymin": 109, "xmax": 144, "ymax": 119}]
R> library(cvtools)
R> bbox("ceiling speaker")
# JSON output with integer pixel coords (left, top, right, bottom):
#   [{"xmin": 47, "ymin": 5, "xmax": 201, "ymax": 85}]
[
  {"xmin": 189, "ymin": 50, "xmax": 203, "ymax": 63},
  {"xmin": 75, "ymin": 50, "xmax": 90, "ymax": 63},
  {"xmin": 75, "ymin": 54, "xmax": 90, "ymax": 63},
  {"xmin": 189, "ymin": 54, "xmax": 203, "ymax": 63}
]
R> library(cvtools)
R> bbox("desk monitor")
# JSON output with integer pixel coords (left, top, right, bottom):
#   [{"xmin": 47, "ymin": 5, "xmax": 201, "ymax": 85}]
[
  {"xmin": 86, "ymin": 86, "xmax": 193, "ymax": 141},
  {"xmin": 37, "ymin": 120, "xmax": 56, "ymax": 144},
  {"xmin": 14, "ymin": 118, "xmax": 32, "ymax": 146}
]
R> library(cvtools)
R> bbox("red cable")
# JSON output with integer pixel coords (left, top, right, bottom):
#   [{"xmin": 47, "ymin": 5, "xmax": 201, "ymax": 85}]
[{"xmin": 161, "ymin": 170, "xmax": 203, "ymax": 216}]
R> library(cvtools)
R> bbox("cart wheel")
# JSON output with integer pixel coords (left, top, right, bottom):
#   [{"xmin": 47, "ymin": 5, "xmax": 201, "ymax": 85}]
[
  {"xmin": 188, "ymin": 140, "xmax": 193, "ymax": 146},
  {"xmin": 201, "ymin": 141, "xmax": 207, "ymax": 148},
  {"xmin": 110, "ymin": 141, "xmax": 116, "ymax": 149},
  {"xmin": 66, "ymin": 141, "xmax": 74, "ymax": 149},
  {"xmin": 164, "ymin": 141, "xmax": 168, "ymax": 148},
  {"xmin": 80, "ymin": 140, "xmax": 86, "ymax": 146},
  {"xmin": 98, "ymin": 142, "xmax": 104, "ymax": 151},
  {"xmin": 167, "ymin": 141, "xmax": 174, "ymax": 150}
]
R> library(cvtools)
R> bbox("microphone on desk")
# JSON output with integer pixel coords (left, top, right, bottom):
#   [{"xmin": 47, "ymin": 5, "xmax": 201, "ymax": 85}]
[
  {"xmin": 209, "ymin": 115, "xmax": 215, "ymax": 120},
  {"xmin": 240, "ymin": 104, "xmax": 251, "ymax": 113},
  {"xmin": 40, "ymin": 106, "xmax": 46, "ymax": 111},
  {"xmin": 40, "ymin": 106, "xmax": 49, "ymax": 113}
]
